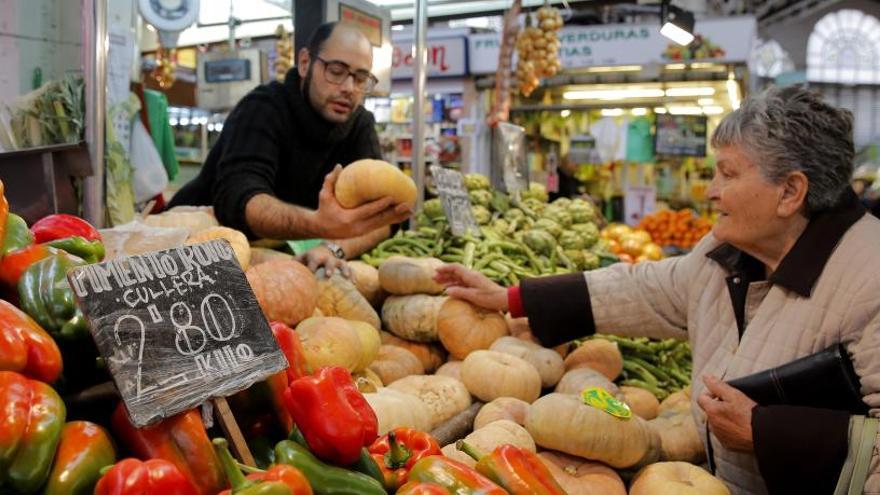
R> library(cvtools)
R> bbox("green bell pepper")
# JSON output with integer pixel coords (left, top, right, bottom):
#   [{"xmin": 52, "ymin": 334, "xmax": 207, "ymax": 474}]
[
  {"xmin": 46, "ymin": 236, "xmax": 105, "ymax": 264},
  {"xmin": 2, "ymin": 213, "xmax": 34, "ymax": 256},
  {"xmin": 18, "ymin": 251, "xmax": 88, "ymax": 339},
  {"xmin": 214, "ymin": 438, "xmax": 292, "ymax": 495},
  {"xmin": 274, "ymin": 440, "xmax": 386, "ymax": 495}
]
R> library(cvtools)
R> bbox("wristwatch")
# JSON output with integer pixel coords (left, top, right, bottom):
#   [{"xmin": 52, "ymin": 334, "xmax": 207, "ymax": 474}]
[{"xmin": 320, "ymin": 241, "xmax": 346, "ymax": 259}]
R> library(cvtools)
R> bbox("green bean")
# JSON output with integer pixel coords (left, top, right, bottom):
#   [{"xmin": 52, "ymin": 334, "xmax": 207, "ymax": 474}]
[{"xmin": 463, "ymin": 242, "xmax": 477, "ymax": 269}]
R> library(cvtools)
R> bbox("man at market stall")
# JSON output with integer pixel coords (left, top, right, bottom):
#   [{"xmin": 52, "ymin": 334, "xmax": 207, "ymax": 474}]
[
  {"xmin": 168, "ymin": 22, "xmax": 409, "ymax": 274},
  {"xmin": 435, "ymin": 86, "xmax": 880, "ymax": 495}
]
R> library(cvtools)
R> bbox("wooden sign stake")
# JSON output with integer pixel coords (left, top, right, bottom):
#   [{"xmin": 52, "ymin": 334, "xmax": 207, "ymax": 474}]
[{"xmin": 213, "ymin": 396, "xmax": 256, "ymax": 467}]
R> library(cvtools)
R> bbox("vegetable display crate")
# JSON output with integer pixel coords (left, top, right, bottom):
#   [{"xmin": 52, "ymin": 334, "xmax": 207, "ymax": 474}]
[{"xmin": 0, "ymin": 143, "xmax": 92, "ymax": 225}]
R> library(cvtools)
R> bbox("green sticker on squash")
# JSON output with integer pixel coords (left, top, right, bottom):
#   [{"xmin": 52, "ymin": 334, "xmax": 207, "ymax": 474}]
[{"xmin": 581, "ymin": 387, "xmax": 632, "ymax": 419}]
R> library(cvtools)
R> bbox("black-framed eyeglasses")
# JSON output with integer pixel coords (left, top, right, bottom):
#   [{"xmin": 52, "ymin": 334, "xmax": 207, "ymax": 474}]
[{"xmin": 314, "ymin": 56, "xmax": 378, "ymax": 93}]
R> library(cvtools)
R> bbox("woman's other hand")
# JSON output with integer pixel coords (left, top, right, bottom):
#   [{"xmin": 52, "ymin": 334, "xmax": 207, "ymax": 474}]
[
  {"xmin": 698, "ymin": 374, "xmax": 758, "ymax": 452},
  {"xmin": 434, "ymin": 263, "xmax": 509, "ymax": 312}
]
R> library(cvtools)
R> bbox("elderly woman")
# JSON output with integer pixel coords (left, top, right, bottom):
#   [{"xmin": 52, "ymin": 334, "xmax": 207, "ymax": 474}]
[{"xmin": 435, "ymin": 86, "xmax": 880, "ymax": 495}]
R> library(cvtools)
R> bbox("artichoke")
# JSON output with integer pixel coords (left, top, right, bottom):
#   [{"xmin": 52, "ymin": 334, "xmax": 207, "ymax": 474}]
[
  {"xmin": 521, "ymin": 182, "xmax": 549, "ymax": 203},
  {"xmin": 564, "ymin": 249, "xmax": 586, "ymax": 270},
  {"xmin": 533, "ymin": 218, "xmax": 563, "ymax": 239},
  {"xmin": 424, "ymin": 198, "xmax": 445, "ymax": 219},
  {"xmin": 521, "ymin": 198, "xmax": 547, "ymax": 216},
  {"xmin": 492, "ymin": 218, "xmax": 510, "ymax": 233},
  {"xmin": 559, "ymin": 230, "xmax": 586, "ymax": 250},
  {"xmin": 582, "ymin": 250, "xmax": 601, "ymax": 270},
  {"xmin": 570, "ymin": 223, "xmax": 600, "ymax": 248},
  {"xmin": 464, "ymin": 173, "xmax": 491, "ymax": 191},
  {"xmin": 522, "ymin": 229, "xmax": 557, "ymax": 256},
  {"xmin": 469, "ymin": 189, "xmax": 493, "ymax": 208},
  {"xmin": 490, "ymin": 190, "xmax": 510, "ymax": 213},
  {"xmin": 569, "ymin": 199, "xmax": 597, "ymax": 224},
  {"xmin": 472, "ymin": 205, "xmax": 492, "ymax": 225},
  {"xmin": 552, "ymin": 197, "xmax": 572, "ymax": 209},
  {"xmin": 503, "ymin": 208, "xmax": 526, "ymax": 222},
  {"xmin": 544, "ymin": 205, "xmax": 573, "ymax": 227}
]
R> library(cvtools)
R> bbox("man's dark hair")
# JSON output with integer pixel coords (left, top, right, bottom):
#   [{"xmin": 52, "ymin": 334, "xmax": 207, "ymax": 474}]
[{"xmin": 306, "ymin": 22, "xmax": 338, "ymax": 57}]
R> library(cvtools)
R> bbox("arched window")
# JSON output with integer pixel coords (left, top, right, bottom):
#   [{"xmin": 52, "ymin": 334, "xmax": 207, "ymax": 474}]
[{"xmin": 807, "ymin": 9, "xmax": 880, "ymax": 84}]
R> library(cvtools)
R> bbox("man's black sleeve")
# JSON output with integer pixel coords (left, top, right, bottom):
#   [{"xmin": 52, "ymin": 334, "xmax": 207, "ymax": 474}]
[{"xmin": 210, "ymin": 93, "xmax": 284, "ymax": 236}]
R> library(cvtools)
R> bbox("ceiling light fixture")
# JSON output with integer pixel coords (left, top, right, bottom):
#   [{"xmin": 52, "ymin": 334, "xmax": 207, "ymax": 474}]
[
  {"xmin": 698, "ymin": 98, "xmax": 715, "ymax": 106},
  {"xmin": 668, "ymin": 106, "xmax": 703, "ymax": 115},
  {"xmin": 660, "ymin": 0, "xmax": 695, "ymax": 46},
  {"xmin": 665, "ymin": 87, "xmax": 716, "ymax": 97},
  {"xmin": 601, "ymin": 108, "xmax": 625, "ymax": 117},
  {"xmin": 701, "ymin": 106, "xmax": 725, "ymax": 115},
  {"xmin": 631, "ymin": 107, "xmax": 648, "ymax": 116},
  {"xmin": 563, "ymin": 88, "xmax": 665, "ymax": 100},
  {"xmin": 654, "ymin": 107, "xmax": 668, "ymax": 114},
  {"xmin": 561, "ymin": 109, "xmax": 571, "ymax": 117},
  {"xmin": 727, "ymin": 74, "xmax": 741, "ymax": 110}
]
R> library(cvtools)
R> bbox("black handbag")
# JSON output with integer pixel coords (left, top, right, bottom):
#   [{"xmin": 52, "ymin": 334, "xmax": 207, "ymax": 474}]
[{"xmin": 727, "ymin": 344, "xmax": 869, "ymax": 414}]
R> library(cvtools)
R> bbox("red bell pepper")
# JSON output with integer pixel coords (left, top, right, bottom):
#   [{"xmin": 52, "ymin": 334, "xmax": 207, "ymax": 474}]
[
  {"xmin": 43, "ymin": 421, "xmax": 117, "ymax": 495},
  {"xmin": 406, "ymin": 455, "xmax": 508, "ymax": 495},
  {"xmin": 0, "ymin": 299, "xmax": 62, "ymax": 383},
  {"xmin": 0, "ymin": 180, "xmax": 8, "ymax": 251},
  {"xmin": 111, "ymin": 403, "xmax": 227, "ymax": 495},
  {"xmin": 397, "ymin": 482, "xmax": 451, "ymax": 495},
  {"xmin": 368, "ymin": 428, "xmax": 442, "ymax": 491},
  {"xmin": 457, "ymin": 441, "xmax": 565, "ymax": 495},
  {"xmin": 215, "ymin": 437, "xmax": 313, "ymax": 495},
  {"xmin": 30, "ymin": 213, "xmax": 101, "ymax": 243},
  {"xmin": 0, "ymin": 243, "xmax": 54, "ymax": 290},
  {"xmin": 0, "ymin": 370, "xmax": 67, "ymax": 493},
  {"xmin": 94, "ymin": 458, "xmax": 199, "ymax": 495},
  {"xmin": 283, "ymin": 366, "xmax": 378, "ymax": 466},
  {"xmin": 272, "ymin": 321, "xmax": 310, "ymax": 382}
]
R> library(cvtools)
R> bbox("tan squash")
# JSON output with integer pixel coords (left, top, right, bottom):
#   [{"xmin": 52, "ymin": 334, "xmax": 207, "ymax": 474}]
[
  {"xmin": 335, "ymin": 159, "xmax": 417, "ymax": 208},
  {"xmin": 364, "ymin": 388, "xmax": 432, "ymax": 435},
  {"xmin": 649, "ymin": 388, "xmax": 705, "ymax": 463},
  {"xmin": 143, "ymin": 208, "xmax": 218, "ymax": 234},
  {"xmin": 435, "ymin": 361, "xmax": 462, "ymax": 381},
  {"xmin": 349, "ymin": 320, "xmax": 381, "ymax": 371},
  {"xmin": 248, "ymin": 247, "xmax": 295, "ymax": 266},
  {"xmin": 380, "ymin": 331, "xmax": 447, "ymax": 373},
  {"xmin": 505, "ymin": 315, "xmax": 539, "ymax": 343},
  {"xmin": 473, "ymin": 397, "xmax": 529, "ymax": 430},
  {"xmin": 563, "ymin": 339, "xmax": 623, "ymax": 380},
  {"xmin": 382, "ymin": 295, "xmax": 447, "ymax": 342},
  {"xmin": 296, "ymin": 317, "xmax": 362, "ymax": 372},
  {"xmin": 461, "ymin": 350, "xmax": 541, "ymax": 403},
  {"xmin": 489, "ymin": 336, "xmax": 564, "ymax": 388},
  {"xmin": 316, "ymin": 270, "xmax": 381, "ymax": 328},
  {"xmin": 525, "ymin": 393, "xmax": 660, "ymax": 469},
  {"xmin": 629, "ymin": 462, "xmax": 730, "ymax": 495},
  {"xmin": 555, "ymin": 367, "xmax": 625, "ymax": 401},
  {"xmin": 378, "ymin": 256, "xmax": 445, "ymax": 295},
  {"xmin": 438, "ymin": 299, "xmax": 509, "ymax": 359},
  {"xmin": 368, "ymin": 345, "xmax": 425, "ymax": 385},
  {"xmin": 441, "ymin": 420, "xmax": 535, "ymax": 467},
  {"xmin": 352, "ymin": 368, "xmax": 383, "ymax": 393},
  {"xmin": 537, "ymin": 451, "xmax": 627, "ymax": 495},
  {"xmin": 388, "ymin": 375, "xmax": 471, "ymax": 429},
  {"xmin": 348, "ymin": 261, "xmax": 385, "ymax": 307},
  {"xmin": 187, "ymin": 226, "xmax": 251, "ymax": 270},
  {"xmin": 621, "ymin": 386, "xmax": 660, "ymax": 420},
  {"xmin": 246, "ymin": 259, "xmax": 317, "ymax": 326}
]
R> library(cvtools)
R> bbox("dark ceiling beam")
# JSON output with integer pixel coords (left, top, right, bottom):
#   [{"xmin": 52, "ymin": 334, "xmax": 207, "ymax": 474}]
[{"xmin": 760, "ymin": 0, "xmax": 842, "ymax": 25}]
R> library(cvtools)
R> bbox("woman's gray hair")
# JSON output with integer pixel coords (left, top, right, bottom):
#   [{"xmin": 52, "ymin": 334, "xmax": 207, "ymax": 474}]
[{"xmin": 711, "ymin": 85, "xmax": 854, "ymax": 213}]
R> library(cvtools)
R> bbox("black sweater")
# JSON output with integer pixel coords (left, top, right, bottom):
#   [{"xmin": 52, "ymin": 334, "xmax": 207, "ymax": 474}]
[{"xmin": 168, "ymin": 70, "xmax": 381, "ymax": 237}]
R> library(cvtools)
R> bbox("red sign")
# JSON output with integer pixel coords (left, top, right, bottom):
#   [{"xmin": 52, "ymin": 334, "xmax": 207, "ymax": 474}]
[{"xmin": 391, "ymin": 37, "xmax": 467, "ymax": 79}]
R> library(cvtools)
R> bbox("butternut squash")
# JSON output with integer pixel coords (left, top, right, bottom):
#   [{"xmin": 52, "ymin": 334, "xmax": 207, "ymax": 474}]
[
  {"xmin": 380, "ymin": 331, "xmax": 447, "ymax": 373},
  {"xmin": 347, "ymin": 260, "xmax": 385, "ymax": 307},
  {"xmin": 473, "ymin": 397, "xmax": 529, "ymax": 430},
  {"xmin": 335, "ymin": 159, "xmax": 417, "ymax": 208},
  {"xmin": 629, "ymin": 462, "xmax": 730, "ymax": 495},
  {"xmin": 378, "ymin": 256, "xmax": 445, "ymax": 295},
  {"xmin": 246, "ymin": 259, "xmax": 317, "ymax": 326},
  {"xmin": 489, "ymin": 336, "xmax": 564, "ymax": 388},
  {"xmin": 316, "ymin": 269, "xmax": 381, "ymax": 328},
  {"xmin": 368, "ymin": 345, "xmax": 424, "ymax": 385},
  {"xmin": 388, "ymin": 375, "xmax": 471, "ymax": 429},
  {"xmin": 563, "ymin": 339, "xmax": 623, "ymax": 380},
  {"xmin": 461, "ymin": 350, "xmax": 541, "ymax": 403},
  {"xmin": 525, "ymin": 393, "xmax": 661, "ymax": 469},
  {"xmin": 364, "ymin": 388, "xmax": 432, "ymax": 435},
  {"xmin": 537, "ymin": 451, "xmax": 627, "ymax": 495}
]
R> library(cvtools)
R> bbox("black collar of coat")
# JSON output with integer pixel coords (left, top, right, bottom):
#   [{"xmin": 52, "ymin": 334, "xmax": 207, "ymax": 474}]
[
  {"xmin": 707, "ymin": 188, "xmax": 866, "ymax": 297},
  {"xmin": 283, "ymin": 69, "xmax": 363, "ymax": 146}
]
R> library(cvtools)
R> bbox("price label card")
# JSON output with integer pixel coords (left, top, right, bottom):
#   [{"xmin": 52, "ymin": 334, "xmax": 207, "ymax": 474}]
[
  {"xmin": 68, "ymin": 240, "xmax": 287, "ymax": 427},
  {"xmin": 431, "ymin": 165, "xmax": 481, "ymax": 237},
  {"xmin": 581, "ymin": 387, "xmax": 632, "ymax": 419}
]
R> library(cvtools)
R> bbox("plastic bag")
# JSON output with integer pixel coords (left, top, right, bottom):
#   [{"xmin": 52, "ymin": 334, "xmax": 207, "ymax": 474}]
[{"xmin": 130, "ymin": 118, "xmax": 168, "ymax": 203}]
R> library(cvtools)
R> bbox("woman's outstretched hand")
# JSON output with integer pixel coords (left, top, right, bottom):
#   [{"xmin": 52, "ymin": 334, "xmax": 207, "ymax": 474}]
[{"xmin": 434, "ymin": 263, "xmax": 509, "ymax": 313}]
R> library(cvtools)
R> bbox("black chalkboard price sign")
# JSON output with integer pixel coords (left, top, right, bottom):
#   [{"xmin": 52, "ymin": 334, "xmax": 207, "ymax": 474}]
[
  {"xmin": 67, "ymin": 239, "xmax": 287, "ymax": 428},
  {"xmin": 430, "ymin": 165, "xmax": 481, "ymax": 237}
]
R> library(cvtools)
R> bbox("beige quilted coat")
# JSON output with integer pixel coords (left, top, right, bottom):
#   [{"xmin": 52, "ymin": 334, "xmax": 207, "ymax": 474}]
[{"xmin": 583, "ymin": 213, "xmax": 880, "ymax": 494}]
